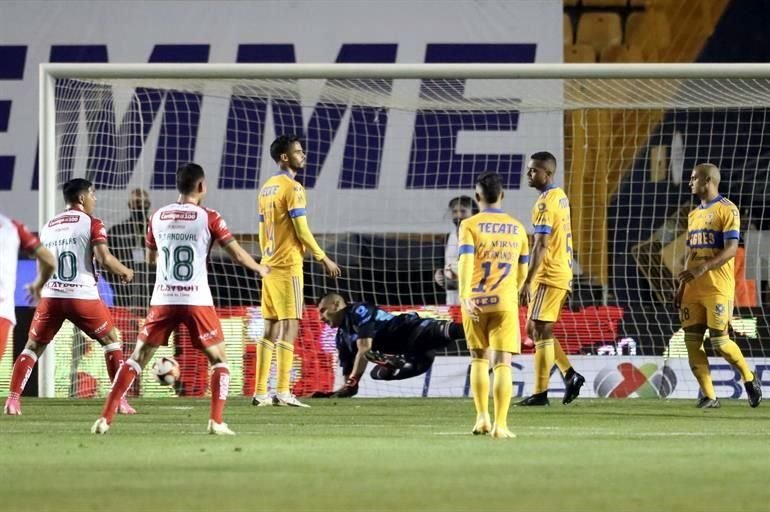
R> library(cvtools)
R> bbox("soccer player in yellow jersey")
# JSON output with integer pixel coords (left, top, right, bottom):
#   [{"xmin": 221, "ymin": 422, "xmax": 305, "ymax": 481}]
[
  {"xmin": 675, "ymin": 163, "xmax": 761, "ymax": 409},
  {"xmin": 458, "ymin": 171, "xmax": 529, "ymax": 439},
  {"xmin": 517, "ymin": 152, "xmax": 585, "ymax": 406},
  {"xmin": 253, "ymin": 135, "xmax": 341, "ymax": 408}
]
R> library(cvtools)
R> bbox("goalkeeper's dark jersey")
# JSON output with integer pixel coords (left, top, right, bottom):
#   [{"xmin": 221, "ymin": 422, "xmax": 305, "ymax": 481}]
[{"xmin": 335, "ymin": 302, "xmax": 458, "ymax": 375}]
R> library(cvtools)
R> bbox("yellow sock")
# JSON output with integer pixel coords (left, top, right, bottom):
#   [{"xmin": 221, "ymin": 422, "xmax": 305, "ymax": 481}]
[
  {"xmin": 712, "ymin": 335, "xmax": 754, "ymax": 382},
  {"xmin": 685, "ymin": 332, "xmax": 716, "ymax": 399},
  {"xmin": 275, "ymin": 340, "xmax": 294, "ymax": 394},
  {"xmin": 470, "ymin": 358, "xmax": 490, "ymax": 416},
  {"xmin": 553, "ymin": 338, "xmax": 572, "ymax": 375},
  {"xmin": 534, "ymin": 339, "xmax": 555, "ymax": 393},
  {"xmin": 254, "ymin": 338, "xmax": 274, "ymax": 395},
  {"xmin": 493, "ymin": 363, "xmax": 512, "ymax": 429}
]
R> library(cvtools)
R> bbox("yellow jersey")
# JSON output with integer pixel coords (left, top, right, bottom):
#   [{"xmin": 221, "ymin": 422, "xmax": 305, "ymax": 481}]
[
  {"xmin": 685, "ymin": 195, "xmax": 740, "ymax": 298},
  {"xmin": 258, "ymin": 171, "xmax": 308, "ymax": 269},
  {"xmin": 531, "ymin": 185, "xmax": 573, "ymax": 290},
  {"xmin": 458, "ymin": 209, "xmax": 529, "ymax": 313}
]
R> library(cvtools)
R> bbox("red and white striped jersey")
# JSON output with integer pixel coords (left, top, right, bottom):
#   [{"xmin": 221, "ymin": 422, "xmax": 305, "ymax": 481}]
[
  {"xmin": 0, "ymin": 213, "xmax": 41, "ymax": 324},
  {"xmin": 146, "ymin": 202, "xmax": 234, "ymax": 306},
  {"xmin": 40, "ymin": 207, "xmax": 107, "ymax": 300}
]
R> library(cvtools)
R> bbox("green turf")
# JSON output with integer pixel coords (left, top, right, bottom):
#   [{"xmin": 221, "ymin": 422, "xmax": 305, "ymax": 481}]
[{"xmin": 1, "ymin": 398, "xmax": 769, "ymax": 512}]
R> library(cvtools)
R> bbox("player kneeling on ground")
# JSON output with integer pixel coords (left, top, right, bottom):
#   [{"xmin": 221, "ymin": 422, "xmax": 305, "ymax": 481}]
[
  {"xmin": 314, "ymin": 293, "xmax": 465, "ymax": 397},
  {"xmin": 91, "ymin": 163, "xmax": 269, "ymax": 435}
]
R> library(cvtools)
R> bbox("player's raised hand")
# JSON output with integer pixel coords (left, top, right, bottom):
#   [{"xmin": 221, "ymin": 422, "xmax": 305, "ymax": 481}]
[
  {"xmin": 462, "ymin": 297, "xmax": 481, "ymax": 322},
  {"xmin": 322, "ymin": 256, "xmax": 342, "ymax": 278},
  {"xmin": 518, "ymin": 282, "xmax": 531, "ymax": 306}
]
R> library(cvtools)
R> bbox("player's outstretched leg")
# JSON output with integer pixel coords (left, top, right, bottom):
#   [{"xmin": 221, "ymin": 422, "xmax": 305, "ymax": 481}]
[
  {"xmin": 712, "ymin": 334, "xmax": 762, "ymax": 408},
  {"xmin": 470, "ymin": 357, "xmax": 491, "ymax": 435},
  {"xmin": 517, "ymin": 338, "xmax": 553, "ymax": 407},
  {"xmin": 93, "ymin": 338, "xmax": 156, "ymax": 433},
  {"xmin": 102, "ymin": 340, "xmax": 136, "ymax": 415},
  {"xmin": 4, "ymin": 347, "xmax": 40, "ymax": 415},
  {"xmin": 561, "ymin": 367, "xmax": 585, "ymax": 405},
  {"xmin": 92, "ymin": 358, "xmax": 142, "ymax": 433},
  {"xmin": 552, "ymin": 339, "xmax": 585, "ymax": 404},
  {"xmin": 745, "ymin": 371, "xmax": 762, "ymax": 408}
]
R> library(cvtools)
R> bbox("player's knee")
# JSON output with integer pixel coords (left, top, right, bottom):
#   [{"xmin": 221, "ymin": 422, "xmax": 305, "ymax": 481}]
[
  {"xmin": 25, "ymin": 339, "xmax": 46, "ymax": 357},
  {"xmin": 470, "ymin": 348, "xmax": 487, "ymax": 359},
  {"xmin": 525, "ymin": 321, "xmax": 535, "ymax": 340},
  {"xmin": 278, "ymin": 319, "xmax": 299, "ymax": 342},
  {"xmin": 128, "ymin": 342, "xmax": 156, "ymax": 368},
  {"xmin": 97, "ymin": 328, "xmax": 120, "ymax": 346},
  {"xmin": 491, "ymin": 350, "xmax": 512, "ymax": 366},
  {"xmin": 708, "ymin": 328, "xmax": 728, "ymax": 340},
  {"xmin": 204, "ymin": 344, "xmax": 227, "ymax": 365}
]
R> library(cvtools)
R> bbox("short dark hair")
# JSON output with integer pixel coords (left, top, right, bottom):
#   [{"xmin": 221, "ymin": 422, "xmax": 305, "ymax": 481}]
[
  {"xmin": 176, "ymin": 163, "xmax": 205, "ymax": 194},
  {"xmin": 475, "ymin": 172, "xmax": 503, "ymax": 204},
  {"xmin": 530, "ymin": 151, "xmax": 557, "ymax": 167},
  {"xmin": 448, "ymin": 195, "xmax": 479, "ymax": 215},
  {"xmin": 62, "ymin": 178, "xmax": 93, "ymax": 205},
  {"xmin": 270, "ymin": 135, "xmax": 302, "ymax": 163}
]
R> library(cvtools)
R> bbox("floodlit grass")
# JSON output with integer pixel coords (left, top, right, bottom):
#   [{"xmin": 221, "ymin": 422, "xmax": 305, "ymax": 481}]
[{"xmin": 1, "ymin": 398, "xmax": 769, "ymax": 511}]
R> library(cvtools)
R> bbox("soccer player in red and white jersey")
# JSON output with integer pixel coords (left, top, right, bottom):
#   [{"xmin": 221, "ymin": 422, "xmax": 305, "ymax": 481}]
[
  {"xmin": 92, "ymin": 163, "xmax": 269, "ymax": 435},
  {"xmin": 0, "ymin": 214, "xmax": 56, "ymax": 369},
  {"xmin": 4, "ymin": 178, "xmax": 136, "ymax": 416}
]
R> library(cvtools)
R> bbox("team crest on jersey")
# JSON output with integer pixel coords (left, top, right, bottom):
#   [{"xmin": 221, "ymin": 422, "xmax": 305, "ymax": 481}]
[
  {"xmin": 705, "ymin": 213, "xmax": 714, "ymax": 225},
  {"xmin": 538, "ymin": 203, "xmax": 546, "ymax": 212},
  {"xmin": 160, "ymin": 210, "xmax": 198, "ymax": 221},
  {"xmin": 48, "ymin": 215, "xmax": 80, "ymax": 227},
  {"xmin": 715, "ymin": 303, "xmax": 725, "ymax": 315}
]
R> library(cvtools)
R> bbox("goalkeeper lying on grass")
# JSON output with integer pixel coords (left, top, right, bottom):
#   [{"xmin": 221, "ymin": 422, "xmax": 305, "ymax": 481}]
[{"xmin": 315, "ymin": 292, "xmax": 465, "ymax": 397}]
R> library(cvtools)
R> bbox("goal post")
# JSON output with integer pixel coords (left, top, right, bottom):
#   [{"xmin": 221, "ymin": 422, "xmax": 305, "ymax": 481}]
[{"xmin": 37, "ymin": 63, "xmax": 770, "ymax": 400}]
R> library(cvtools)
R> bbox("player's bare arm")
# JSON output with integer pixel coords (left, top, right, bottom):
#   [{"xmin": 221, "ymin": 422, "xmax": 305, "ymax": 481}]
[
  {"xmin": 146, "ymin": 247, "xmax": 157, "ymax": 266},
  {"xmin": 221, "ymin": 239, "xmax": 270, "ymax": 277},
  {"xmin": 519, "ymin": 232, "xmax": 549, "ymax": 306},
  {"xmin": 350, "ymin": 337, "xmax": 372, "ymax": 380},
  {"xmin": 290, "ymin": 215, "xmax": 342, "ymax": 278},
  {"xmin": 332, "ymin": 337, "xmax": 372, "ymax": 398},
  {"xmin": 678, "ymin": 238, "xmax": 738, "ymax": 284},
  {"xmin": 25, "ymin": 245, "xmax": 56, "ymax": 302},
  {"xmin": 674, "ymin": 248, "xmax": 693, "ymax": 310},
  {"xmin": 93, "ymin": 243, "xmax": 134, "ymax": 282}
]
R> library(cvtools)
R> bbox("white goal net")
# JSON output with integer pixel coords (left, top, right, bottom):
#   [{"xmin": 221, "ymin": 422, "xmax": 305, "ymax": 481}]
[{"xmin": 34, "ymin": 64, "xmax": 770, "ymax": 401}]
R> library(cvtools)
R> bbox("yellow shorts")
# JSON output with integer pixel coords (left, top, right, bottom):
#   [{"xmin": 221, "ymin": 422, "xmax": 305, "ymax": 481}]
[
  {"xmin": 462, "ymin": 310, "xmax": 520, "ymax": 354},
  {"xmin": 527, "ymin": 282, "xmax": 569, "ymax": 323},
  {"xmin": 261, "ymin": 267, "xmax": 304, "ymax": 320},
  {"xmin": 680, "ymin": 295, "xmax": 733, "ymax": 331}
]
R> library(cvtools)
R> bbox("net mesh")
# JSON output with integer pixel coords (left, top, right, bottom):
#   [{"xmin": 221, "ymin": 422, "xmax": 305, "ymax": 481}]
[{"xmin": 40, "ymin": 73, "xmax": 770, "ymax": 400}]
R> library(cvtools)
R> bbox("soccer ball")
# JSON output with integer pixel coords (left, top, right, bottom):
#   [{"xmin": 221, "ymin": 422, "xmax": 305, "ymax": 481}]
[{"xmin": 152, "ymin": 357, "xmax": 181, "ymax": 386}]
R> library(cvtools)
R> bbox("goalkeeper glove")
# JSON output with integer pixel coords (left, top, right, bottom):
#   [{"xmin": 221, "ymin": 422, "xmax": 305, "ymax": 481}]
[{"xmin": 332, "ymin": 374, "xmax": 360, "ymax": 398}]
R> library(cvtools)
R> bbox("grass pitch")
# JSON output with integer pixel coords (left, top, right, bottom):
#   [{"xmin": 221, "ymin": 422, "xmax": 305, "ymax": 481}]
[{"xmin": 1, "ymin": 398, "xmax": 769, "ymax": 512}]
